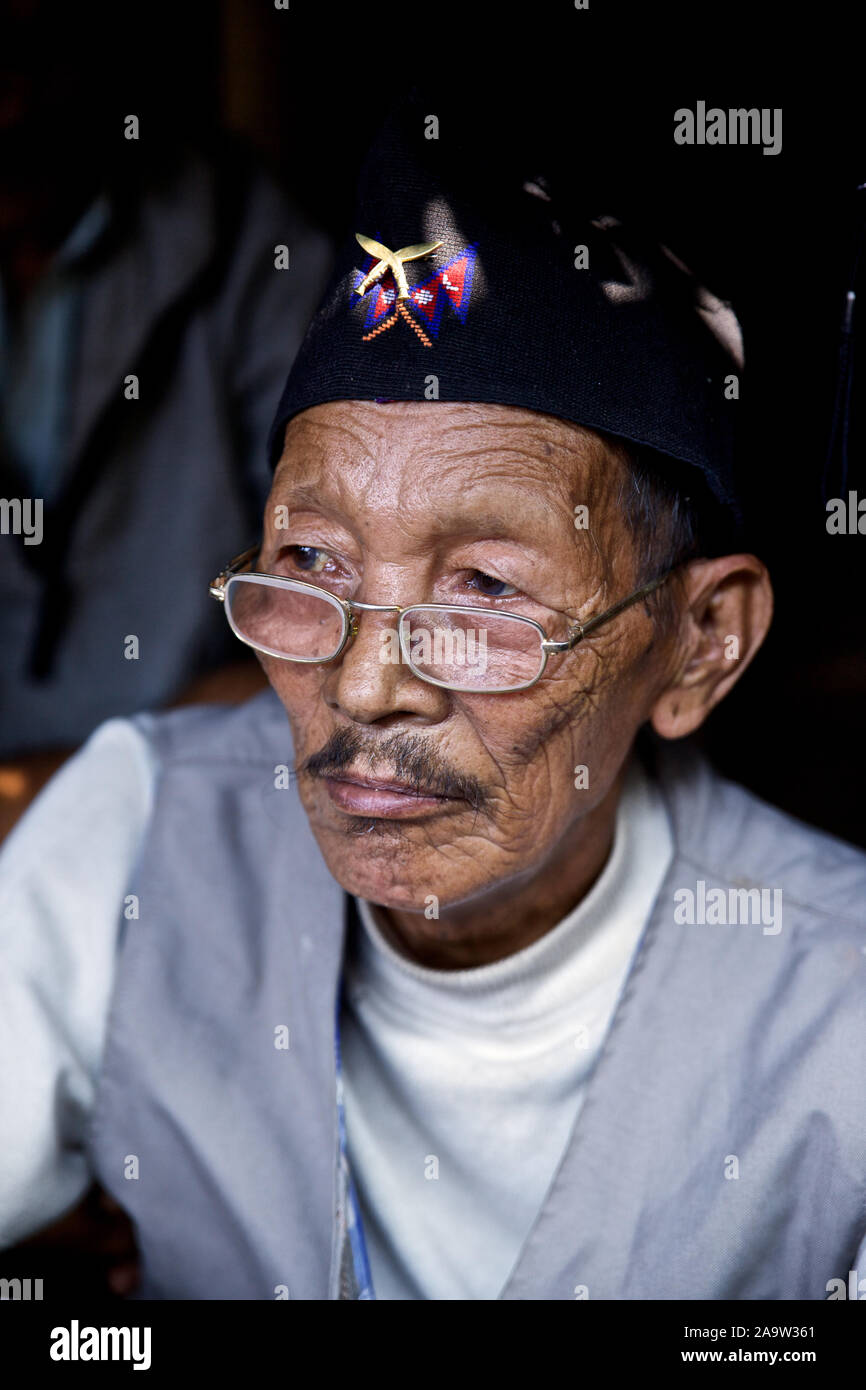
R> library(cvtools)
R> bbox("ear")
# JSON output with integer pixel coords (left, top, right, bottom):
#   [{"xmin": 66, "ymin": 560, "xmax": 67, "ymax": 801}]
[{"xmin": 649, "ymin": 555, "xmax": 773, "ymax": 739}]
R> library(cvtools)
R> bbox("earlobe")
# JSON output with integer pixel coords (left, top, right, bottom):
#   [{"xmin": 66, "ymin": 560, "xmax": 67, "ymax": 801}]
[
  {"xmin": 648, "ymin": 555, "xmax": 773, "ymax": 741},
  {"xmin": 649, "ymin": 681, "xmax": 711, "ymax": 740}
]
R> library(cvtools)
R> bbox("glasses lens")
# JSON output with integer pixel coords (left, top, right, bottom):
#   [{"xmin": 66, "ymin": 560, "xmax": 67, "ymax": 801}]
[
  {"xmin": 400, "ymin": 608, "xmax": 545, "ymax": 691},
  {"xmin": 225, "ymin": 575, "xmax": 345, "ymax": 659}
]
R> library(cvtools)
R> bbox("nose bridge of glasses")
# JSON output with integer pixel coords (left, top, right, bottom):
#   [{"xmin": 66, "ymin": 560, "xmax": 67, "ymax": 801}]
[
  {"xmin": 342, "ymin": 598, "xmax": 404, "ymax": 645},
  {"xmin": 347, "ymin": 599, "xmax": 405, "ymax": 613}
]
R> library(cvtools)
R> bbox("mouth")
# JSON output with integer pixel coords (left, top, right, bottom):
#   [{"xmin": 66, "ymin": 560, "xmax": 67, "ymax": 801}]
[{"xmin": 322, "ymin": 772, "xmax": 461, "ymax": 819}]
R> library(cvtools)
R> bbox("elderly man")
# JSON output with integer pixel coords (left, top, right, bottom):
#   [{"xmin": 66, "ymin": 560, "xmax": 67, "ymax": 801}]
[{"xmin": 1, "ymin": 102, "xmax": 865, "ymax": 1303}]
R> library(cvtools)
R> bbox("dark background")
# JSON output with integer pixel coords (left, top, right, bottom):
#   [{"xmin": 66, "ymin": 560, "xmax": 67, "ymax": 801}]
[{"xmin": 3, "ymin": 0, "xmax": 864, "ymax": 843}]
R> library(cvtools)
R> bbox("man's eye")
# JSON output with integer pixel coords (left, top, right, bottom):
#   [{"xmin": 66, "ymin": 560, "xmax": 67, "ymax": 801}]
[
  {"xmin": 288, "ymin": 545, "xmax": 331, "ymax": 574},
  {"xmin": 465, "ymin": 570, "xmax": 518, "ymax": 598}
]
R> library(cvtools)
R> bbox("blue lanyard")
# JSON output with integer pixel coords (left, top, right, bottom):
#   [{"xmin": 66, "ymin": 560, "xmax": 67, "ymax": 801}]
[{"xmin": 334, "ymin": 1000, "xmax": 376, "ymax": 1299}]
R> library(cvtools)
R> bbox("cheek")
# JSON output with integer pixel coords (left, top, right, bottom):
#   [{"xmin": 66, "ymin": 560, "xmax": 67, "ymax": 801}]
[
  {"xmin": 461, "ymin": 662, "xmax": 633, "ymax": 828},
  {"xmin": 461, "ymin": 684, "xmax": 587, "ymax": 814},
  {"xmin": 260, "ymin": 659, "xmax": 327, "ymax": 745},
  {"xmin": 473, "ymin": 662, "xmax": 595, "ymax": 767}
]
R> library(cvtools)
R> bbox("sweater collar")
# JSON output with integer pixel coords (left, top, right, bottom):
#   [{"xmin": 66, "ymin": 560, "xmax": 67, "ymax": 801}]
[{"xmin": 348, "ymin": 751, "xmax": 674, "ymax": 1031}]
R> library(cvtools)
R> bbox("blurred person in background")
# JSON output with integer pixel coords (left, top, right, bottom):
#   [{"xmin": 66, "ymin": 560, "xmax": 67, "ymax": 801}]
[{"xmin": 0, "ymin": 0, "xmax": 333, "ymax": 837}]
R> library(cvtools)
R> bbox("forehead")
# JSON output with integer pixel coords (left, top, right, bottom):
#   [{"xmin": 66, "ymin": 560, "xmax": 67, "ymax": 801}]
[{"xmin": 273, "ymin": 400, "xmax": 628, "ymax": 520}]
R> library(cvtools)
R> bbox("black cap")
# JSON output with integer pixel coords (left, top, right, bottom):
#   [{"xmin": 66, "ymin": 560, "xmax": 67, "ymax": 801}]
[{"xmin": 268, "ymin": 91, "xmax": 745, "ymax": 535}]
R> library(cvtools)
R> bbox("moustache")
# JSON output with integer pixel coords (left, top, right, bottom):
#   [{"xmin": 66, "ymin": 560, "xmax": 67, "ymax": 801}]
[{"xmin": 296, "ymin": 726, "xmax": 487, "ymax": 812}]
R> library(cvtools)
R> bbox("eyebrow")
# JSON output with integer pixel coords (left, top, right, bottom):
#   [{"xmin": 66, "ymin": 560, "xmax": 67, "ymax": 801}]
[
  {"xmin": 426, "ymin": 514, "xmax": 543, "ymax": 542},
  {"xmin": 272, "ymin": 483, "xmax": 332, "ymax": 513}
]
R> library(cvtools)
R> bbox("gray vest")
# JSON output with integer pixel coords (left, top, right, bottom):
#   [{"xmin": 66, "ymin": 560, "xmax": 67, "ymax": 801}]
[{"xmin": 86, "ymin": 689, "xmax": 866, "ymax": 1299}]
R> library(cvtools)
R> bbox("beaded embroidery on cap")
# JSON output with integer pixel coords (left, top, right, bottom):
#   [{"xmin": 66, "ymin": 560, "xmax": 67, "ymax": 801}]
[{"xmin": 352, "ymin": 234, "xmax": 478, "ymax": 346}]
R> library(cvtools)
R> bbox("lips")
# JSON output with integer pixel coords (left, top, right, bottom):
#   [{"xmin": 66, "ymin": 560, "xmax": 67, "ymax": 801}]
[{"xmin": 322, "ymin": 771, "xmax": 458, "ymax": 819}]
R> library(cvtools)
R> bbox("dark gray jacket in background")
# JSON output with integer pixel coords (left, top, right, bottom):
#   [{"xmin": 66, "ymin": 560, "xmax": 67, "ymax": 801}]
[{"xmin": 0, "ymin": 143, "xmax": 332, "ymax": 757}]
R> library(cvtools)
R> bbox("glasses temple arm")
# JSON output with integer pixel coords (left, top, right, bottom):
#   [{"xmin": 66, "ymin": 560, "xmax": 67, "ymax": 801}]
[
  {"xmin": 570, "ymin": 568, "xmax": 675, "ymax": 644},
  {"xmin": 210, "ymin": 545, "xmax": 260, "ymax": 597}
]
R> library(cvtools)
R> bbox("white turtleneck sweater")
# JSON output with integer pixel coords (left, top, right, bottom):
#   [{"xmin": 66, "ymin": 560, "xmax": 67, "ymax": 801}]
[{"xmin": 339, "ymin": 755, "xmax": 673, "ymax": 1301}]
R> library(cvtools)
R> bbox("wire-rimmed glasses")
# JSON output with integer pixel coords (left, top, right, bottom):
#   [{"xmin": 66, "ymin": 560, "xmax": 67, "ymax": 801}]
[{"xmin": 209, "ymin": 546, "xmax": 674, "ymax": 694}]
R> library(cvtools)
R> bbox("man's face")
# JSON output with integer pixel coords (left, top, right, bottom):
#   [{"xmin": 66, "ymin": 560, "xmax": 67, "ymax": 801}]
[{"xmin": 260, "ymin": 401, "xmax": 674, "ymax": 919}]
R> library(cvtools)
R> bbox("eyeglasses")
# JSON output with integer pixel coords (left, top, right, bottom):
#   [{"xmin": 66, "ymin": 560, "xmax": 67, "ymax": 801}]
[{"xmin": 209, "ymin": 546, "xmax": 674, "ymax": 694}]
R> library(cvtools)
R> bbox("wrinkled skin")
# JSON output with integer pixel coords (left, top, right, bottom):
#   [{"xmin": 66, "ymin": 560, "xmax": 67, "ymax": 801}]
[{"xmin": 260, "ymin": 400, "xmax": 773, "ymax": 968}]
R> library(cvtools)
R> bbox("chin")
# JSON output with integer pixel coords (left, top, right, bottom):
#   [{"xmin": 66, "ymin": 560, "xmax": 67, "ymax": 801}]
[{"xmin": 312, "ymin": 823, "xmax": 465, "ymax": 912}]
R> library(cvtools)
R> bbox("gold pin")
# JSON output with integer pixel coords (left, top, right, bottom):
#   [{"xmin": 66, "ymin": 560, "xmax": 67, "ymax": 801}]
[{"xmin": 353, "ymin": 234, "xmax": 443, "ymax": 301}]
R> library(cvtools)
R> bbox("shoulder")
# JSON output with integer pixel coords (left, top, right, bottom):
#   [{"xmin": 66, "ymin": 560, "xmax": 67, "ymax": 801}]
[
  {"xmin": 0, "ymin": 695, "xmax": 288, "ymax": 914},
  {"xmin": 647, "ymin": 735, "xmax": 866, "ymax": 929},
  {"xmin": 0, "ymin": 690, "xmax": 297, "ymax": 969},
  {"xmin": 0, "ymin": 717, "xmax": 157, "ymax": 897},
  {"xmin": 0, "ymin": 718, "xmax": 164, "ymax": 1246},
  {"xmin": 129, "ymin": 687, "xmax": 292, "ymax": 773}
]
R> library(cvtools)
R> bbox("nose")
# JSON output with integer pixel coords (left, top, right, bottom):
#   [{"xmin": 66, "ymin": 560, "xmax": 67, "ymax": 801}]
[{"xmin": 323, "ymin": 605, "xmax": 450, "ymax": 727}]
